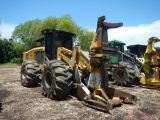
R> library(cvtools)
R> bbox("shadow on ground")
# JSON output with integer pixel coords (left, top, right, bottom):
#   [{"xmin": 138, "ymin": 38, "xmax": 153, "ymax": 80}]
[{"xmin": 0, "ymin": 89, "xmax": 11, "ymax": 113}]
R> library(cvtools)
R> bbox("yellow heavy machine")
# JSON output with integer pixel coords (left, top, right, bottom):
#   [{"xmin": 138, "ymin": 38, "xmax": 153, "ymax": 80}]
[
  {"xmin": 136, "ymin": 37, "xmax": 160, "ymax": 87},
  {"xmin": 21, "ymin": 30, "xmax": 75, "ymax": 86},
  {"xmin": 20, "ymin": 16, "xmax": 136, "ymax": 112},
  {"xmin": 108, "ymin": 37, "xmax": 160, "ymax": 88}
]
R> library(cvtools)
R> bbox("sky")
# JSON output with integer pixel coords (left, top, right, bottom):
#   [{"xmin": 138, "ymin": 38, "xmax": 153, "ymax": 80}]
[{"xmin": 0, "ymin": 0, "xmax": 160, "ymax": 48}]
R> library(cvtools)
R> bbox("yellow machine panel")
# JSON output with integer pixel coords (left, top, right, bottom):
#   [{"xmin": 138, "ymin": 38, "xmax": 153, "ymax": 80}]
[
  {"xmin": 136, "ymin": 37, "xmax": 160, "ymax": 87},
  {"xmin": 23, "ymin": 47, "xmax": 45, "ymax": 61},
  {"xmin": 23, "ymin": 47, "xmax": 45, "ymax": 70}
]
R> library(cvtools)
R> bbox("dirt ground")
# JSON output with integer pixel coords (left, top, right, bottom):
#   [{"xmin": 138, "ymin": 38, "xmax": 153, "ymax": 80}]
[{"xmin": 0, "ymin": 67, "xmax": 160, "ymax": 120}]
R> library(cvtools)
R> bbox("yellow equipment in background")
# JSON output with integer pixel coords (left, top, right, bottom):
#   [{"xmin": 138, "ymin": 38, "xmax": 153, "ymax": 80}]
[{"xmin": 136, "ymin": 37, "xmax": 160, "ymax": 87}]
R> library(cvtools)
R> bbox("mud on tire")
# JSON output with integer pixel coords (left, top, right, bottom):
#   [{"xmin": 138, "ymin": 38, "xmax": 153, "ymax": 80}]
[
  {"xmin": 20, "ymin": 60, "xmax": 41, "ymax": 87},
  {"xmin": 112, "ymin": 62, "xmax": 136, "ymax": 87},
  {"xmin": 42, "ymin": 60, "xmax": 73, "ymax": 99}
]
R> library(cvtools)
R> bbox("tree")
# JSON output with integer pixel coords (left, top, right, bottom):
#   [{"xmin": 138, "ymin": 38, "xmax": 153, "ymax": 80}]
[
  {"xmin": 12, "ymin": 15, "xmax": 79, "ymax": 47},
  {"xmin": 0, "ymin": 39, "xmax": 5, "ymax": 63},
  {"xmin": 12, "ymin": 19, "xmax": 42, "ymax": 46},
  {"xmin": 56, "ymin": 15, "xmax": 78, "ymax": 35},
  {"xmin": 39, "ymin": 16, "xmax": 58, "ymax": 31},
  {"xmin": 0, "ymin": 38, "xmax": 14, "ymax": 63},
  {"xmin": 11, "ymin": 42, "xmax": 28, "ymax": 64},
  {"xmin": 10, "ymin": 15, "xmax": 95, "ymax": 64},
  {"xmin": 77, "ymin": 28, "xmax": 94, "ymax": 50}
]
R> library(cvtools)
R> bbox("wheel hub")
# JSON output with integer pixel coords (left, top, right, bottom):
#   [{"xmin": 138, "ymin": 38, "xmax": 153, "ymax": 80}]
[{"xmin": 116, "ymin": 68, "xmax": 126, "ymax": 80}]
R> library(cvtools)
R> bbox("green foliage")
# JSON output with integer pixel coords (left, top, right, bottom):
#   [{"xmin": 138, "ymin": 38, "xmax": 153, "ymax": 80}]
[
  {"xmin": 3, "ymin": 15, "xmax": 95, "ymax": 64},
  {"xmin": 11, "ymin": 42, "xmax": 28, "ymax": 64},
  {"xmin": 77, "ymin": 28, "xmax": 94, "ymax": 50},
  {"xmin": 39, "ymin": 16, "xmax": 58, "ymax": 31},
  {"xmin": 0, "ymin": 38, "xmax": 14, "ymax": 63},
  {"xmin": 12, "ymin": 19, "xmax": 42, "ymax": 45},
  {"xmin": 12, "ymin": 15, "xmax": 79, "ymax": 46},
  {"xmin": 0, "ymin": 39, "xmax": 5, "ymax": 63},
  {"xmin": 57, "ymin": 15, "xmax": 78, "ymax": 34},
  {"xmin": 12, "ymin": 14, "xmax": 94, "ymax": 51},
  {"xmin": 10, "ymin": 57, "xmax": 22, "ymax": 64},
  {"xmin": 124, "ymin": 49, "xmax": 130, "ymax": 53},
  {"xmin": 155, "ymin": 47, "xmax": 160, "ymax": 51},
  {"xmin": 39, "ymin": 15, "xmax": 78, "ymax": 34},
  {"xmin": 0, "ymin": 62, "xmax": 19, "ymax": 66},
  {"xmin": 0, "ymin": 38, "xmax": 27, "ymax": 64}
]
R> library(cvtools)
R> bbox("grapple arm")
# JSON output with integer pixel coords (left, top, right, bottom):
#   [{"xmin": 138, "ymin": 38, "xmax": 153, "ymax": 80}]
[{"xmin": 77, "ymin": 16, "xmax": 137, "ymax": 112}]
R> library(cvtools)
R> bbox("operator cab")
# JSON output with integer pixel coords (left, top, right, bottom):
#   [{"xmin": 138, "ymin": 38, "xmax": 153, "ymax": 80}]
[
  {"xmin": 127, "ymin": 45, "xmax": 146, "ymax": 58},
  {"xmin": 41, "ymin": 29, "xmax": 75, "ymax": 60},
  {"xmin": 29, "ymin": 29, "xmax": 75, "ymax": 64},
  {"xmin": 109, "ymin": 40, "xmax": 126, "ymax": 52}
]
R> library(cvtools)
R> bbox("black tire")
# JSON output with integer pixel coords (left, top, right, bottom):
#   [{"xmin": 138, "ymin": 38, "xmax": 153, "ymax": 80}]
[
  {"xmin": 112, "ymin": 62, "xmax": 136, "ymax": 87},
  {"xmin": 42, "ymin": 60, "xmax": 73, "ymax": 99},
  {"xmin": 20, "ymin": 60, "xmax": 41, "ymax": 87}
]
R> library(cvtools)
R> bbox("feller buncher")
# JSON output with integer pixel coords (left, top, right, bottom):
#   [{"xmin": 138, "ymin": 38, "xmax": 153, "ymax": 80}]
[
  {"xmin": 20, "ymin": 16, "xmax": 136, "ymax": 112},
  {"xmin": 109, "ymin": 38, "xmax": 160, "ymax": 88},
  {"xmin": 108, "ymin": 40, "xmax": 146, "ymax": 86},
  {"xmin": 108, "ymin": 40, "xmax": 140, "ymax": 86},
  {"xmin": 136, "ymin": 37, "xmax": 160, "ymax": 87}
]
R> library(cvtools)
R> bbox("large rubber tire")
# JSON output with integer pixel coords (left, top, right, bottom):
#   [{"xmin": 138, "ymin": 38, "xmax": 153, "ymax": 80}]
[
  {"xmin": 112, "ymin": 62, "xmax": 136, "ymax": 87},
  {"xmin": 42, "ymin": 60, "xmax": 73, "ymax": 99},
  {"xmin": 20, "ymin": 60, "xmax": 41, "ymax": 87}
]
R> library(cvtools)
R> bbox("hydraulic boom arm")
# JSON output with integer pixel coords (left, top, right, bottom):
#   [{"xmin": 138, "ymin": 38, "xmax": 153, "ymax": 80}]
[{"xmin": 57, "ymin": 16, "xmax": 137, "ymax": 112}]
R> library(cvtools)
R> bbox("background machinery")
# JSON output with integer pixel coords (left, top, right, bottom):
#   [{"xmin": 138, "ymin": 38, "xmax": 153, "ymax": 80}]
[
  {"xmin": 109, "ymin": 38, "xmax": 160, "ymax": 88},
  {"xmin": 108, "ymin": 40, "xmax": 144, "ymax": 86},
  {"xmin": 20, "ymin": 16, "xmax": 136, "ymax": 112},
  {"xmin": 135, "ymin": 37, "xmax": 160, "ymax": 87}
]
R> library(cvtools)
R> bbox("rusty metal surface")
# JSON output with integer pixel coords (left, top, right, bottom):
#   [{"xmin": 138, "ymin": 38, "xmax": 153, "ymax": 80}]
[
  {"xmin": 105, "ymin": 87, "xmax": 137, "ymax": 103},
  {"xmin": 102, "ymin": 22, "xmax": 123, "ymax": 28},
  {"xmin": 77, "ymin": 16, "xmax": 137, "ymax": 112},
  {"xmin": 77, "ymin": 84, "xmax": 134, "ymax": 112},
  {"xmin": 82, "ymin": 100, "xmax": 110, "ymax": 113}
]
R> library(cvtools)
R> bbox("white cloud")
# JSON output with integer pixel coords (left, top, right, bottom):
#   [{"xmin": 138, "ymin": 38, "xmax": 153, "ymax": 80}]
[
  {"xmin": 0, "ymin": 23, "xmax": 16, "ymax": 39},
  {"xmin": 108, "ymin": 20, "xmax": 160, "ymax": 49}
]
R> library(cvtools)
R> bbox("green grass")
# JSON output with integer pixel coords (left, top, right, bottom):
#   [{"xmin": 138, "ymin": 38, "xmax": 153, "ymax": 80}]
[{"xmin": 0, "ymin": 62, "xmax": 20, "ymax": 66}]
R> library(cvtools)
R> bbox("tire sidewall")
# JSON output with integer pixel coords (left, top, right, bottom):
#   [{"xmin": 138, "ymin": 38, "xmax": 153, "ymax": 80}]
[
  {"xmin": 20, "ymin": 63, "xmax": 27, "ymax": 86},
  {"xmin": 20, "ymin": 60, "xmax": 41, "ymax": 87},
  {"xmin": 112, "ymin": 61, "xmax": 136, "ymax": 86},
  {"xmin": 42, "ymin": 66, "xmax": 56, "ymax": 96}
]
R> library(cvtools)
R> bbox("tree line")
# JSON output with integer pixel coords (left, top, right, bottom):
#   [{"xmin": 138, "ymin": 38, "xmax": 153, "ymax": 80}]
[{"xmin": 0, "ymin": 15, "xmax": 94, "ymax": 64}]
